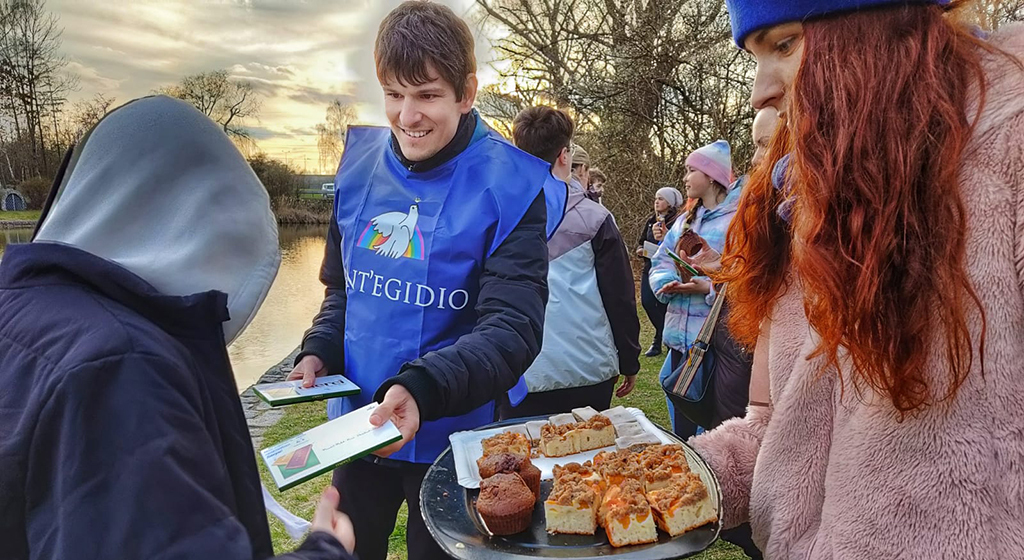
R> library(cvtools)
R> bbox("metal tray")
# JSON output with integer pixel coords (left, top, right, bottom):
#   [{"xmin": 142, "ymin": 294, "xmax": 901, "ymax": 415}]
[{"xmin": 420, "ymin": 416, "xmax": 722, "ymax": 560}]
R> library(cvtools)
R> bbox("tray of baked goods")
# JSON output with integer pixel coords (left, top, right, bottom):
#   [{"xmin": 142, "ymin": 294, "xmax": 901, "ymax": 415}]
[{"xmin": 420, "ymin": 407, "xmax": 722, "ymax": 560}]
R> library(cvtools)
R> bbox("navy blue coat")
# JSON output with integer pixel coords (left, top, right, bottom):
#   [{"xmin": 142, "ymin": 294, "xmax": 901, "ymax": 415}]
[{"xmin": 0, "ymin": 243, "xmax": 350, "ymax": 560}]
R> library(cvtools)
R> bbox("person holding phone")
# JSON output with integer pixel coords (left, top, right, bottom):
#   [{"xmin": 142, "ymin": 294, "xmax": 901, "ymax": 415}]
[
  {"xmin": 636, "ymin": 186, "xmax": 684, "ymax": 357},
  {"xmin": 648, "ymin": 140, "xmax": 743, "ymax": 438}
]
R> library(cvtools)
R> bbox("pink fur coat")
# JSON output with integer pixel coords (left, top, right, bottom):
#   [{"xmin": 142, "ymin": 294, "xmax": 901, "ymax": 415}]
[{"xmin": 691, "ymin": 24, "xmax": 1024, "ymax": 559}]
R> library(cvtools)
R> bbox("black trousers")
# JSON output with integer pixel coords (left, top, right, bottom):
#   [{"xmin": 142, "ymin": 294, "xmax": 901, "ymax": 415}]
[
  {"xmin": 332, "ymin": 457, "xmax": 447, "ymax": 560},
  {"xmin": 640, "ymin": 263, "xmax": 666, "ymax": 345},
  {"xmin": 496, "ymin": 376, "xmax": 617, "ymax": 420}
]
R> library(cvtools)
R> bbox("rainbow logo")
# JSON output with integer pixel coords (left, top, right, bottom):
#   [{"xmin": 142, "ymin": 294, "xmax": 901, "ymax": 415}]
[{"xmin": 357, "ymin": 222, "xmax": 425, "ymax": 260}]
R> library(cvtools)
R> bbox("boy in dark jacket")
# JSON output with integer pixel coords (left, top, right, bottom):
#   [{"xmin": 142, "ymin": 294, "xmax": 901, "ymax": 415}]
[
  {"xmin": 0, "ymin": 96, "xmax": 354, "ymax": 559},
  {"xmin": 499, "ymin": 106, "xmax": 641, "ymax": 419}
]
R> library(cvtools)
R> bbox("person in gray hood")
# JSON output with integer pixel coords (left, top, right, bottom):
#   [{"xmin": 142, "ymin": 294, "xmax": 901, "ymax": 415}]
[{"xmin": 0, "ymin": 96, "xmax": 355, "ymax": 559}]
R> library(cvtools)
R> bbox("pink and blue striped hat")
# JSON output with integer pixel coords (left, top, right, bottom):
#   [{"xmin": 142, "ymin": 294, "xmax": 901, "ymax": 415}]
[{"xmin": 686, "ymin": 140, "xmax": 734, "ymax": 190}]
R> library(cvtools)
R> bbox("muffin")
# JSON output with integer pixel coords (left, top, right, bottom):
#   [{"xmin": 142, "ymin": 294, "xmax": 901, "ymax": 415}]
[
  {"xmin": 519, "ymin": 459, "xmax": 542, "ymax": 500},
  {"xmin": 477, "ymin": 452, "xmax": 541, "ymax": 500},
  {"xmin": 476, "ymin": 473, "xmax": 536, "ymax": 535}
]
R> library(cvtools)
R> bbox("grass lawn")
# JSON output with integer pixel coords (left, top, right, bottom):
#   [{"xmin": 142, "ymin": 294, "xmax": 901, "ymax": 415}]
[
  {"xmin": 257, "ymin": 312, "xmax": 750, "ymax": 560},
  {"xmin": 0, "ymin": 210, "xmax": 40, "ymax": 221}
]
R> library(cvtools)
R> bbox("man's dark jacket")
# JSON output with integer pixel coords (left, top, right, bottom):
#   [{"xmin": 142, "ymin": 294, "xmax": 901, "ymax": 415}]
[{"xmin": 0, "ymin": 243, "xmax": 350, "ymax": 560}]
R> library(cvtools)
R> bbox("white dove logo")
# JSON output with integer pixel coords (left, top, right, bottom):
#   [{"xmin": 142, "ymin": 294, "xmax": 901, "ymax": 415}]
[{"xmin": 369, "ymin": 203, "xmax": 420, "ymax": 259}]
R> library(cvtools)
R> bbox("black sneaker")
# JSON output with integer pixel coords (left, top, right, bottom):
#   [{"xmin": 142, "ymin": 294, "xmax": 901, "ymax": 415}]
[{"xmin": 644, "ymin": 342, "xmax": 662, "ymax": 357}]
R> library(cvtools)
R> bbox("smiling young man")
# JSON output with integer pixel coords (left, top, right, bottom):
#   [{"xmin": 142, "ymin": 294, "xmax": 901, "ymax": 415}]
[{"xmin": 287, "ymin": 3, "xmax": 566, "ymax": 559}]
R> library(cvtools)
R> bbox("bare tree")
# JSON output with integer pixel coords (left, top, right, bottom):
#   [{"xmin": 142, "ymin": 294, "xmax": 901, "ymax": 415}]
[
  {"xmin": 315, "ymin": 99, "xmax": 358, "ymax": 173},
  {"xmin": 967, "ymin": 0, "xmax": 1024, "ymax": 29},
  {"xmin": 61, "ymin": 93, "xmax": 114, "ymax": 144},
  {"xmin": 158, "ymin": 70, "xmax": 261, "ymax": 139},
  {"xmin": 475, "ymin": 0, "xmax": 753, "ymax": 248},
  {"xmin": 476, "ymin": 84, "xmax": 531, "ymax": 137},
  {"xmin": 0, "ymin": 0, "xmax": 76, "ymax": 181}
]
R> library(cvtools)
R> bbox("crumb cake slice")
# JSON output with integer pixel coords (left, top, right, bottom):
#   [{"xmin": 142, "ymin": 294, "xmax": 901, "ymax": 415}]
[
  {"xmin": 553, "ymin": 461, "xmax": 606, "ymax": 500},
  {"xmin": 540, "ymin": 423, "xmax": 579, "ymax": 457},
  {"xmin": 593, "ymin": 450, "xmax": 643, "ymax": 525},
  {"xmin": 646, "ymin": 472, "xmax": 718, "ymax": 536},
  {"xmin": 545, "ymin": 472, "xmax": 598, "ymax": 535},
  {"xmin": 601, "ymin": 479, "xmax": 658, "ymax": 547},
  {"xmin": 593, "ymin": 450, "xmax": 643, "ymax": 486},
  {"xmin": 639, "ymin": 444, "xmax": 687, "ymax": 465},
  {"xmin": 481, "ymin": 430, "xmax": 530, "ymax": 459},
  {"xmin": 639, "ymin": 444, "xmax": 690, "ymax": 491},
  {"xmin": 576, "ymin": 414, "xmax": 616, "ymax": 452}
]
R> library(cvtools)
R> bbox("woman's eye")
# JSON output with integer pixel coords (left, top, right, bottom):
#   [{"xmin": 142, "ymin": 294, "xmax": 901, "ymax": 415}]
[{"xmin": 776, "ymin": 37, "xmax": 795, "ymax": 54}]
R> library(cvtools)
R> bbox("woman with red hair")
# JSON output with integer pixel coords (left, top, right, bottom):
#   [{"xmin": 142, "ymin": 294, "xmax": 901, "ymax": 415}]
[{"xmin": 690, "ymin": 1, "xmax": 1024, "ymax": 557}]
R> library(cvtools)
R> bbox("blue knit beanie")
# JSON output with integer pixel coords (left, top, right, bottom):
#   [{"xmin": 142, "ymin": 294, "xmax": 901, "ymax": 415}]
[{"xmin": 726, "ymin": 0, "xmax": 950, "ymax": 47}]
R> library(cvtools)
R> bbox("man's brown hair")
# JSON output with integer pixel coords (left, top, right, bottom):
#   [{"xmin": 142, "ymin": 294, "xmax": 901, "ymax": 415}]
[
  {"xmin": 512, "ymin": 106, "xmax": 575, "ymax": 165},
  {"xmin": 375, "ymin": 1, "xmax": 476, "ymax": 101}
]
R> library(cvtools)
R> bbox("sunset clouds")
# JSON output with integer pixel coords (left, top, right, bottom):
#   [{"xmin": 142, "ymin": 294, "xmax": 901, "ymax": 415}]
[{"xmin": 55, "ymin": 0, "xmax": 496, "ymax": 172}]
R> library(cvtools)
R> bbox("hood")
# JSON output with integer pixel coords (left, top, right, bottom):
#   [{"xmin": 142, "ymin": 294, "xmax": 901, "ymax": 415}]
[
  {"xmin": 34, "ymin": 96, "xmax": 280, "ymax": 344},
  {"xmin": 706, "ymin": 175, "xmax": 746, "ymax": 220}
]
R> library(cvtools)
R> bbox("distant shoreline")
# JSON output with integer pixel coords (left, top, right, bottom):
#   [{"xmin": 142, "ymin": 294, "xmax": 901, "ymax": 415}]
[
  {"xmin": 0, "ymin": 220, "xmax": 36, "ymax": 230},
  {"xmin": 0, "ymin": 216, "xmax": 329, "ymax": 229}
]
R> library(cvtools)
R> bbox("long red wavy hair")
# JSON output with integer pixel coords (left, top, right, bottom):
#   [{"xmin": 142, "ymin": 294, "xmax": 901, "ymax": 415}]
[{"xmin": 720, "ymin": 2, "xmax": 997, "ymax": 414}]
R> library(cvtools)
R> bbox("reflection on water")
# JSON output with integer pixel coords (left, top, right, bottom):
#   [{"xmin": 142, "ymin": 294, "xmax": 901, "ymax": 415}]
[
  {"xmin": 0, "ymin": 225, "xmax": 327, "ymax": 392},
  {"xmin": 0, "ymin": 229, "xmax": 34, "ymax": 256},
  {"xmin": 228, "ymin": 225, "xmax": 328, "ymax": 390}
]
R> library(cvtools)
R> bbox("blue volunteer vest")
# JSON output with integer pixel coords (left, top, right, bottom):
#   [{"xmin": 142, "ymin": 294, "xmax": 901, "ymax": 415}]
[{"xmin": 329, "ymin": 119, "xmax": 567, "ymax": 463}]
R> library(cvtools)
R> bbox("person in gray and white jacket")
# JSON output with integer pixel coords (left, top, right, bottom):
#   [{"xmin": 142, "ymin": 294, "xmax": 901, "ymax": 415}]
[{"xmin": 499, "ymin": 106, "xmax": 641, "ymax": 420}]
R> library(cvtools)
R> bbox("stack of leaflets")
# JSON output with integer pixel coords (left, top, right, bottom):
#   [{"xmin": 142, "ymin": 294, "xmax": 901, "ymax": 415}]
[
  {"xmin": 253, "ymin": 375, "xmax": 360, "ymax": 407},
  {"xmin": 254, "ymin": 375, "xmax": 404, "ymax": 491},
  {"xmin": 262, "ymin": 403, "xmax": 403, "ymax": 490}
]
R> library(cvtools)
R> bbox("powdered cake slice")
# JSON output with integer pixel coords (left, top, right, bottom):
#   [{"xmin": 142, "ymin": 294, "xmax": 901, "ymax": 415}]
[{"xmin": 600, "ymin": 406, "xmax": 636, "ymax": 426}]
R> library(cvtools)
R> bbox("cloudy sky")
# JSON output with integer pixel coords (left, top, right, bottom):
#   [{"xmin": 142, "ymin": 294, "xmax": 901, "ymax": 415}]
[{"xmin": 53, "ymin": 0, "xmax": 504, "ymax": 173}]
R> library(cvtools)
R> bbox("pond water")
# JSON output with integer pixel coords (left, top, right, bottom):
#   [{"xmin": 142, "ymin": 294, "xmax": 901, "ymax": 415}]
[
  {"xmin": 0, "ymin": 228, "xmax": 33, "ymax": 253},
  {"xmin": 228, "ymin": 225, "xmax": 328, "ymax": 389},
  {"xmin": 0, "ymin": 225, "xmax": 329, "ymax": 392}
]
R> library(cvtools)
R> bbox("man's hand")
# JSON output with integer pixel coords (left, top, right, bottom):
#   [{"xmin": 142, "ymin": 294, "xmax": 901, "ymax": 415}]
[
  {"xmin": 288, "ymin": 355, "xmax": 326, "ymax": 388},
  {"xmin": 615, "ymin": 374, "xmax": 637, "ymax": 398},
  {"xmin": 369, "ymin": 385, "xmax": 421, "ymax": 458},
  {"xmin": 636, "ymin": 246, "xmax": 644, "ymax": 257},
  {"xmin": 657, "ymin": 277, "xmax": 711, "ymax": 296},
  {"xmin": 310, "ymin": 486, "xmax": 355, "ymax": 553}
]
